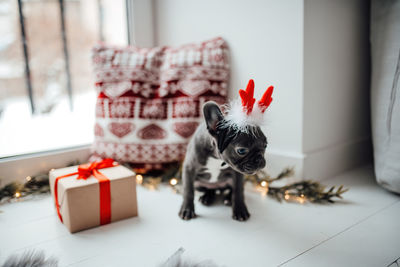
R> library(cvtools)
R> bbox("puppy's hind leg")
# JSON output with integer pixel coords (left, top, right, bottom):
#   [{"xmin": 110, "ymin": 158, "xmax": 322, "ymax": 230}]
[
  {"xmin": 199, "ymin": 189, "xmax": 216, "ymax": 206},
  {"xmin": 179, "ymin": 166, "xmax": 197, "ymax": 220},
  {"xmin": 223, "ymin": 188, "xmax": 232, "ymax": 206}
]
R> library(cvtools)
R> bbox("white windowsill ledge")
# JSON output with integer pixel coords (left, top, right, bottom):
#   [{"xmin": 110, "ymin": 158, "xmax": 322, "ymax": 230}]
[{"xmin": 0, "ymin": 145, "xmax": 91, "ymax": 187}]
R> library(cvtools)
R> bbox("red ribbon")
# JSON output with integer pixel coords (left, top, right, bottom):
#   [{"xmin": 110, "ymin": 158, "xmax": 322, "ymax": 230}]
[{"xmin": 54, "ymin": 158, "xmax": 117, "ymax": 225}]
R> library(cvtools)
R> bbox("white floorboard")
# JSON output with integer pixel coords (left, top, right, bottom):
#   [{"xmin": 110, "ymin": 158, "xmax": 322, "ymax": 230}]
[
  {"xmin": 283, "ymin": 201, "xmax": 400, "ymax": 267},
  {"xmin": 0, "ymin": 165, "xmax": 399, "ymax": 267}
]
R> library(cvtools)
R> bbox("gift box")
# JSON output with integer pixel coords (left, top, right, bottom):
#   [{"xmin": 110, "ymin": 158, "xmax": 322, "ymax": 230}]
[{"xmin": 49, "ymin": 159, "xmax": 138, "ymax": 233}]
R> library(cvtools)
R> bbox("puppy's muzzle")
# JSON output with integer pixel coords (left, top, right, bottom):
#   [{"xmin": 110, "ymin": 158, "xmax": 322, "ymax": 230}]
[
  {"xmin": 243, "ymin": 154, "xmax": 266, "ymax": 173},
  {"xmin": 254, "ymin": 155, "xmax": 266, "ymax": 169}
]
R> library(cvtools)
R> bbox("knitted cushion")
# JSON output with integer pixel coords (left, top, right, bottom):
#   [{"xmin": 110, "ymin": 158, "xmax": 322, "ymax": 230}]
[{"xmin": 90, "ymin": 37, "xmax": 229, "ymax": 169}]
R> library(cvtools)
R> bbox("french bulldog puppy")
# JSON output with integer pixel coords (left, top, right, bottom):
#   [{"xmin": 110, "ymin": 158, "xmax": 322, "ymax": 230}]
[{"xmin": 179, "ymin": 101, "xmax": 267, "ymax": 221}]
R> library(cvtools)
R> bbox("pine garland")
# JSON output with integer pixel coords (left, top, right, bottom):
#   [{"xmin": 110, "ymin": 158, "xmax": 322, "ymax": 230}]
[
  {"xmin": 0, "ymin": 162, "xmax": 348, "ymax": 205},
  {"xmin": 244, "ymin": 168, "xmax": 348, "ymax": 203},
  {"xmin": 135, "ymin": 164, "xmax": 348, "ymax": 204},
  {"xmin": 0, "ymin": 160, "xmax": 80, "ymax": 204},
  {"xmin": 0, "ymin": 174, "xmax": 50, "ymax": 203}
]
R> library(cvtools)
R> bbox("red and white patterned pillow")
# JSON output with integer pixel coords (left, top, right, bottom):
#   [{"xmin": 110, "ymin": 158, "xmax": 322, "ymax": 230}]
[{"xmin": 90, "ymin": 37, "xmax": 229, "ymax": 169}]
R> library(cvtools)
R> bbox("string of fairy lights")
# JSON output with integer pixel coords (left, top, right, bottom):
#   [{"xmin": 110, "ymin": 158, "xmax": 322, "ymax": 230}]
[
  {"xmin": 133, "ymin": 165, "xmax": 348, "ymax": 204},
  {"xmin": 0, "ymin": 163, "xmax": 347, "ymax": 205}
]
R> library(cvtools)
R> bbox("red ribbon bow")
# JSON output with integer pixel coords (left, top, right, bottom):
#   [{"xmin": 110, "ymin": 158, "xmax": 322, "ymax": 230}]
[
  {"xmin": 53, "ymin": 158, "xmax": 117, "ymax": 225},
  {"xmin": 76, "ymin": 158, "xmax": 116, "ymax": 180}
]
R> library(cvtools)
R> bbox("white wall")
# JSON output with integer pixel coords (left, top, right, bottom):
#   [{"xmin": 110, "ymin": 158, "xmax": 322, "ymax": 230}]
[
  {"xmin": 303, "ymin": 0, "xmax": 371, "ymax": 179},
  {"xmin": 153, "ymin": 0, "xmax": 305, "ymax": 176},
  {"xmin": 149, "ymin": 0, "xmax": 371, "ymax": 179}
]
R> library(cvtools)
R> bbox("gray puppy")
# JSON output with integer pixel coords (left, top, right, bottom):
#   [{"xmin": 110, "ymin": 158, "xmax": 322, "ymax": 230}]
[{"xmin": 179, "ymin": 101, "xmax": 267, "ymax": 221}]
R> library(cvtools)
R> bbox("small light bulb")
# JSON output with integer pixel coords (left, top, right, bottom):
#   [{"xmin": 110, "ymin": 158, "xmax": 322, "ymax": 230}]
[
  {"xmin": 260, "ymin": 181, "xmax": 268, "ymax": 188},
  {"xmin": 300, "ymin": 194, "xmax": 305, "ymax": 198},
  {"xmin": 15, "ymin": 192, "xmax": 21, "ymax": 198},
  {"xmin": 284, "ymin": 194, "xmax": 290, "ymax": 200},
  {"xmin": 136, "ymin": 174, "xmax": 143, "ymax": 184},
  {"xmin": 50, "ymin": 169, "xmax": 55, "ymax": 172},
  {"xmin": 170, "ymin": 178, "xmax": 178, "ymax": 186},
  {"xmin": 26, "ymin": 176, "xmax": 32, "ymax": 181}
]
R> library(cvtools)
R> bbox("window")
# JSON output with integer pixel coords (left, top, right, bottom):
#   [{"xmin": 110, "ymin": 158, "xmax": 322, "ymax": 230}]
[{"xmin": 0, "ymin": 0, "xmax": 128, "ymax": 158}]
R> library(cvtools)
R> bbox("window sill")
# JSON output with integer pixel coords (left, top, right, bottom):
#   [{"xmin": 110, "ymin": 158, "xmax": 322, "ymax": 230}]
[{"xmin": 0, "ymin": 144, "xmax": 91, "ymax": 187}]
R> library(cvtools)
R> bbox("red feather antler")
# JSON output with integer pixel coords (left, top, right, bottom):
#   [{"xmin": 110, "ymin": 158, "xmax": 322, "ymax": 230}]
[
  {"xmin": 239, "ymin": 80, "xmax": 274, "ymax": 115},
  {"xmin": 239, "ymin": 79, "xmax": 256, "ymax": 114},
  {"xmin": 258, "ymin": 85, "xmax": 274, "ymax": 113}
]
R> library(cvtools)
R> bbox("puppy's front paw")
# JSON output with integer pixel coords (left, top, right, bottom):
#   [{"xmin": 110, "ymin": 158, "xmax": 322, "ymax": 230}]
[
  {"xmin": 232, "ymin": 204, "xmax": 250, "ymax": 221},
  {"xmin": 179, "ymin": 204, "xmax": 196, "ymax": 220}
]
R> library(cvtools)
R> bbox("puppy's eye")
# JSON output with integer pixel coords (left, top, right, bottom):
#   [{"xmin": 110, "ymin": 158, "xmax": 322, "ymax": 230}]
[{"xmin": 236, "ymin": 147, "xmax": 249, "ymax": 156}]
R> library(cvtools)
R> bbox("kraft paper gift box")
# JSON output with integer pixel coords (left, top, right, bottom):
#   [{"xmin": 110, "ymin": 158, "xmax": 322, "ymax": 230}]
[{"xmin": 49, "ymin": 159, "xmax": 138, "ymax": 233}]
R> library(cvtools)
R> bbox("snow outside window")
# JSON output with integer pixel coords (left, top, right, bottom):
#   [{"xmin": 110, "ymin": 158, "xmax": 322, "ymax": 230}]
[{"xmin": 0, "ymin": 0, "xmax": 128, "ymax": 158}]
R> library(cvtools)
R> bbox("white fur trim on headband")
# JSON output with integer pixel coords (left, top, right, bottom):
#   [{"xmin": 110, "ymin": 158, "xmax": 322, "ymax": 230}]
[{"xmin": 220, "ymin": 99, "xmax": 267, "ymax": 133}]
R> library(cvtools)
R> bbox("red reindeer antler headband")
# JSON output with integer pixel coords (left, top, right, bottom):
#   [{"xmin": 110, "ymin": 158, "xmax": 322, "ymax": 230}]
[
  {"xmin": 223, "ymin": 79, "xmax": 274, "ymax": 132},
  {"xmin": 239, "ymin": 79, "xmax": 274, "ymax": 115}
]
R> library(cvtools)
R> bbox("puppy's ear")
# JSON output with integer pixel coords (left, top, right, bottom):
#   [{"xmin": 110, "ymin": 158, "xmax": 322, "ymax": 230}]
[
  {"xmin": 203, "ymin": 101, "xmax": 224, "ymax": 136},
  {"xmin": 203, "ymin": 101, "xmax": 237, "ymax": 153}
]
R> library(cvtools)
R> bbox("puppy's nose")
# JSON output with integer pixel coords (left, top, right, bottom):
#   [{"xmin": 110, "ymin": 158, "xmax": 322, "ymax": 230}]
[{"xmin": 255, "ymin": 155, "xmax": 266, "ymax": 169}]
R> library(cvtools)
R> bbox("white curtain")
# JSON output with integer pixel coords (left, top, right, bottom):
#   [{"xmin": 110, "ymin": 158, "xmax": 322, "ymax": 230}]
[{"xmin": 371, "ymin": 0, "xmax": 400, "ymax": 193}]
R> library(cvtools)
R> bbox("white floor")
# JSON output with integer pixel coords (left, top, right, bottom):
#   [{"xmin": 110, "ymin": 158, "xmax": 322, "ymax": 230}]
[{"xmin": 0, "ymin": 165, "xmax": 399, "ymax": 267}]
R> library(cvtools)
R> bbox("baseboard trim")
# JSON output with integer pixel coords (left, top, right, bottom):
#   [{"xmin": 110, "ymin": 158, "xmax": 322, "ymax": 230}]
[
  {"xmin": 304, "ymin": 137, "xmax": 373, "ymax": 181},
  {"xmin": 266, "ymin": 137, "xmax": 373, "ymax": 181},
  {"xmin": 266, "ymin": 149, "xmax": 305, "ymax": 180}
]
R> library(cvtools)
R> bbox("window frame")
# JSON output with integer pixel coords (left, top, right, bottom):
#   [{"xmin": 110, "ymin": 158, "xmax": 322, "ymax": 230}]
[{"xmin": 0, "ymin": 0, "xmax": 154, "ymax": 184}]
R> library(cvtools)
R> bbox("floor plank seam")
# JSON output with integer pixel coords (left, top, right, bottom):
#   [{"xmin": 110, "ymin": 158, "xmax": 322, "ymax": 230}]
[
  {"xmin": 8, "ymin": 233, "xmax": 69, "ymax": 255},
  {"xmin": 6, "ymin": 214, "xmax": 55, "ymax": 229},
  {"xmin": 64, "ymin": 254, "xmax": 101, "ymax": 267},
  {"xmin": 386, "ymin": 256, "xmax": 400, "ymax": 267},
  {"xmin": 277, "ymin": 199, "xmax": 400, "ymax": 266}
]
